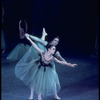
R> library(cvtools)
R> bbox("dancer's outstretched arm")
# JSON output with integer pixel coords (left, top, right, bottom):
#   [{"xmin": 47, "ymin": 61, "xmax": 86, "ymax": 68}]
[
  {"xmin": 26, "ymin": 35, "xmax": 43, "ymax": 53},
  {"xmin": 54, "ymin": 57, "xmax": 78, "ymax": 68}
]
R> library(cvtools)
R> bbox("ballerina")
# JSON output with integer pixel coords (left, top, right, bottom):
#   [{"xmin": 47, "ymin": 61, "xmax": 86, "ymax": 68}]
[
  {"xmin": 6, "ymin": 20, "xmax": 31, "ymax": 61},
  {"xmin": 15, "ymin": 35, "xmax": 77, "ymax": 100}
]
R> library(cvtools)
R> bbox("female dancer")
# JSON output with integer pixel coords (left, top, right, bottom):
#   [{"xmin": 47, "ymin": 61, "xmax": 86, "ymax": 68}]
[
  {"xmin": 6, "ymin": 20, "xmax": 31, "ymax": 61},
  {"xmin": 15, "ymin": 35, "xmax": 77, "ymax": 100}
]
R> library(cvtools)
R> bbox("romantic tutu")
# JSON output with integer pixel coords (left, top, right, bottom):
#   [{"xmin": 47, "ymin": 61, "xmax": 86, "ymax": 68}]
[{"xmin": 15, "ymin": 43, "xmax": 61, "ymax": 96}]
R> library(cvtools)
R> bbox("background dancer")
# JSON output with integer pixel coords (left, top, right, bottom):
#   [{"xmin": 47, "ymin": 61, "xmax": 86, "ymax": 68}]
[{"xmin": 6, "ymin": 20, "xmax": 30, "ymax": 61}]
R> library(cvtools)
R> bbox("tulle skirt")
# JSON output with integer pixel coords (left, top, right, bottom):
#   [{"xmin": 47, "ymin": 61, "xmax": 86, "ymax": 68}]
[
  {"xmin": 6, "ymin": 43, "xmax": 30, "ymax": 61},
  {"xmin": 15, "ymin": 43, "xmax": 61, "ymax": 96},
  {"xmin": 15, "ymin": 58, "xmax": 60, "ymax": 96}
]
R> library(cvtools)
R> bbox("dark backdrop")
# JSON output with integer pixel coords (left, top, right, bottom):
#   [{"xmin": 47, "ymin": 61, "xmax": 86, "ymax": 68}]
[{"xmin": 1, "ymin": 0, "xmax": 98, "ymax": 56}]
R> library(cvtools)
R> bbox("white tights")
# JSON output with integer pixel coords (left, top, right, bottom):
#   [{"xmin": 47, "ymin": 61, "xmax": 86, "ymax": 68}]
[
  {"xmin": 29, "ymin": 87, "xmax": 34, "ymax": 99},
  {"xmin": 29, "ymin": 84, "xmax": 60, "ymax": 100},
  {"xmin": 53, "ymin": 83, "xmax": 61, "ymax": 99}
]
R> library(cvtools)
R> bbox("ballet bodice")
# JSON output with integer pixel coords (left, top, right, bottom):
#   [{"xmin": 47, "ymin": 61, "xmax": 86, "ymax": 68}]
[{"xmin": 41, "ymin": 52, "xmax": 53, "ymax": 65}]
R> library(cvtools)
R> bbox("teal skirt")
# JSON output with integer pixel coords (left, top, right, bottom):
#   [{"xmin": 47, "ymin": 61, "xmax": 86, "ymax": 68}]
[
  {"xmin": 6, "ymin": 43, "xmax": 30, "ymax": 61},
  {"xmin": 15, "ymin": 43, "xmax": 61, "ymax": 96}
]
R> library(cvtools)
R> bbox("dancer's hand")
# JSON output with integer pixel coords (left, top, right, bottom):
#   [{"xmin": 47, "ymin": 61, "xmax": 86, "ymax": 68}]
[
  {"xmin": 25, "ymin": 33, "xmax": 29, "ymax": 37},
  {"xmin": 70, "ymin": 64, "xmax": 78, "ymax": 68},
  {"xmin": 67, "ymin": 63, "xmax": 78, "ymax": 67},
  {"xmin": 25, "ymin": 34, "xmax": 30, "ymax": 40}
]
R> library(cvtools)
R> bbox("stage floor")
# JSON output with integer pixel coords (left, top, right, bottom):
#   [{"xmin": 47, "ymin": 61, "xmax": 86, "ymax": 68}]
[{"xmin": 1, "ymin": 53, "xmax": 99, "ymax": 100}]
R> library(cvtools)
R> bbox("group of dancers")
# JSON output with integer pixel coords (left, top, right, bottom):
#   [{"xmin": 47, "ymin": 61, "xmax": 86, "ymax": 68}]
[
  {"xmin": 2, "ymin": 9, "xmax": 78, "ymax": 99},
  {"xmin": 7, "ymin": 21, "xmax": 77, "ymax": 100}
]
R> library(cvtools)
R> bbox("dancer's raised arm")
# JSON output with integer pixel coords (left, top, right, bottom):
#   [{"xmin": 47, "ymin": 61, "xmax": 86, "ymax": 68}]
[
  {"xmin": 24, "ymin": 20, "xmax": 28, "ymax": 33},
  {"xmin": 19, "ymin": 20, "xmax": 22, "ymax": 30},
  {"xmin": 26, "ymin": 35, "xmax": 43, "ymax": 53}
]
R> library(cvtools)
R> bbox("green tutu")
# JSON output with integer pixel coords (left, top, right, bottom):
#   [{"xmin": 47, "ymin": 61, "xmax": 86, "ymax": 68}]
[
  {"xmin": 15, "ymin": 43, "xmax": 61, "ymax": 96},
  {"xmin": 6, "ymin": 43, "xmax": 30, "ymax": 61}
]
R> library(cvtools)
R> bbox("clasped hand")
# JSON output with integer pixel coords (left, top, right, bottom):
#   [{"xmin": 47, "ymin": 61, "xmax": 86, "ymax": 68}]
[{"xmin": 25, "ymin": 33, "xmax": 30, "ymax": 40}]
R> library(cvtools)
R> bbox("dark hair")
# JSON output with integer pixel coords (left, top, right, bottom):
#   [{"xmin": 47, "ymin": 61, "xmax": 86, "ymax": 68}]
[
  {"xmin": 48, "ymin": 35, "xmax": 60, "ymax": 42},
  {"xmin": 56, "ymin": 36, "xmax": 60, "ymax": 40},
  {"xmin": 46, "ymin": 44, "xmax": 57, "ymax": 56},
  {"xmin": 46, "ymin": 44, "xmax": 54, "ymax": 49}
]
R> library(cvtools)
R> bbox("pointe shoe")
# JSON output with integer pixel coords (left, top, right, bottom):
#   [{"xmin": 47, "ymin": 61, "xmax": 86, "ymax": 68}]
[
  {"xmin": 28, "ymin": 97, "xmax": 33, "ymax": 100},
  {"xmin": 54, "ymin": 95, "xmax": 61, "ymax": 100},
  {"xmin": 43, "ymin": 28, "xmax": 47, "ymax": 36},
  {"xmin": 38, "ymin": 95, "xmax": 42, "ymax": 100},
  {"xmin": 27, "ymin": 98, "xmax": 33, "ymax": 100}
]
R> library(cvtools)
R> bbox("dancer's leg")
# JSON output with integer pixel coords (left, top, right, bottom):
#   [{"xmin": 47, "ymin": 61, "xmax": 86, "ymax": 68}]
[
  {"xmin": 41, "ymin": 28, "xmax": 47, "ymax": 41},
  {"xmin": 53, "ymin": 83, "xmax": 61, "ymax": 99},
  {"xmin": 29, "ymin": 87, "xmax": 34, "ymax": 99},
  {"xmin": 38, "ymin": 93, "xmax": 42, "ymax": 100},
  {"xmin": 29, "ymin": 35, "xmax": 47, "ymax": 46}
]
